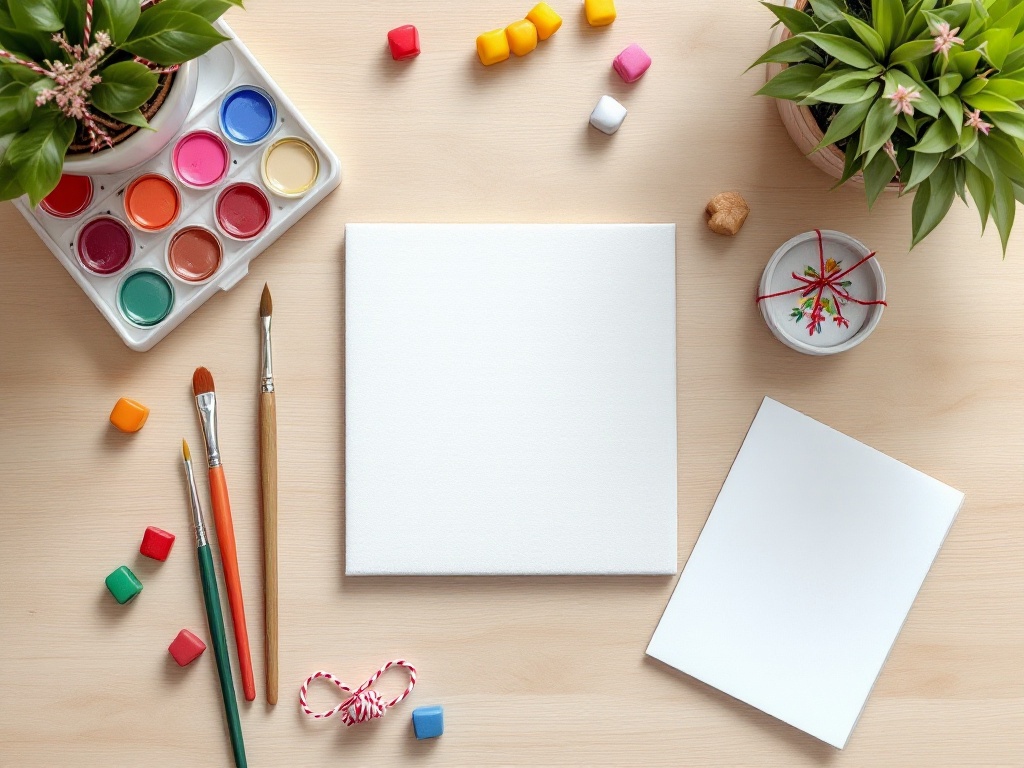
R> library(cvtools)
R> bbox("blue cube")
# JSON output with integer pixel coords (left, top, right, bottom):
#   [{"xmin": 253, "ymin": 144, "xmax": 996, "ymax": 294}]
[{"xmin": 412, "ymin": 705, "xmax": 444, "ymax": 740}]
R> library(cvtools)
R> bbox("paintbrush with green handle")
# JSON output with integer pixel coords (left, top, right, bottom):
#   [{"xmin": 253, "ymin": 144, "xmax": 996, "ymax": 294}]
[{"xmin": 182, "ymin": 439, "xmax": 247, "ymax": 768}]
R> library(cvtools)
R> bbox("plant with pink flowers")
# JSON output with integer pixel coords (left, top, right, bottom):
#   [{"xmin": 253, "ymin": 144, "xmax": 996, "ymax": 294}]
[
  {"xmin": 755, "ymin": 0, "xmax": 1024, "ymax": 251},
  {"xmin": 0, "ymin": 0, "xmax": 241, "ymax": 206}
]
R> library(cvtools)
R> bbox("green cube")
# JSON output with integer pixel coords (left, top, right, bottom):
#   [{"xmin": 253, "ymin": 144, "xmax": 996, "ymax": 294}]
[{"xmin": 105, "ymin": 566, "xmax": 142, "ymax": 604}]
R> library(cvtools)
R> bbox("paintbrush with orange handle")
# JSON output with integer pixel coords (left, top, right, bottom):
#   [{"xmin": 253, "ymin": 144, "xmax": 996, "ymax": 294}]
[
  {"xmin": 193, "ymin": 366, "xmax": 256, "ymax": 702},
  {"xmin": 259, "ymin": 284, "xmax": 279, "ymax": 705}
]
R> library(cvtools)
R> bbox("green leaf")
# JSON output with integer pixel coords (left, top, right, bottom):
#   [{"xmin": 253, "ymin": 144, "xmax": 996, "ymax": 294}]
[
  {"xmin": 808, "ymin": 76, "xmax": 881, "ymax": 104},
  {"xmin": 989, "ymin": 166, "xmax": 1016, "ymax": 253},
  {"xmin": 938, "ymin": 94, "xmax": 962, "ymax": 128},
  {"xmin": 860, "ymin": 97, "xmax": 898, "ymax": 159},
  {"xmin": 925, "ymin": 6, "xmax": 971, "ymax": 34},
  {"xmin": 863, "ymin": 148, "xmax": 897, "ymax": 208},
  {"xmin": 843, "ymin": 14, "xmax": 886, "ymax": 60},
  {"xmin": 965, "ymin": 159, "xmax": 993, "ymax": 230},
  {"xmin": 978, "ymin": 28, "xmax": 1012, "ymax": 70},
  {"xmin": 0, "ymin": 131, "xmax": 25, "ymax": 201},
  {"xmin": 873, "ymin": 0, "xmax": 905, "ymax": 53},
  {"xmin": 889, "ymin": 39, "xmax": 937, "ymax": 65},
  {"xmin": 0, "ymin": 81, "xmax": 35, "ymax": 134},
  {"xmin": 984, "ymin": 77, "xmax": 1024, "ymax": 101},
  {"xmin": 954, "ymin": 123, "xmax": 979, "ymax": 158},
  {"xmin": 964, "ymin": 91, "xmax": 1022, "ymax": 112},
  {"xmin": 808, "ymin": 0, "xmax": 847, "ymax": 25},
  {"xmin": 9, "ymin": 0, "xmax": 67, "ymax": 32},
  {"xmin": 902, "ymin": 151, "xmax": 943, "ymax": 190},
  {"xmin": 815, "ymin": 96, "xmax": 877, "ymax": 149},
  {"xmin": 836, "ymin": 133, "xmax": 865, "ymax": 186},
  {"xmin": 912, "ymin": 117, "xmax": 960, "ymax": 152},
  {"xmin": 980, "ymin": 132, "xmax": 1024, "ymax": 184},
  {"xmin": 960, "ymin": 76, "xmax": 989, "ymax": 97},
  {"xmin": 124, "ymin": 8, "xmax": 228, "ymax": 66},
  {"xmin": 6, "ymin": 109, "xmax": 75, "ymax": 206},
  {"xmin": 752, "ymin": 35, "xmax": 824, "ymax": 68},
  {"xmin": 104, "ymin": 107, "xmax": 152, "ymax": 129},
  {"xmin": 801, "ymin": 32, "xmax": 877, "ymax": 68},
  {"xmin": 950, "ymin": 49, "xmax": 983, "ymax": 80},
  {"xmin": 91, "ymin": 61, "xmax": 157, "ymax": 114},
  {"xmin": 94, "ymin": 0, "xmax": 142, "ymax": 44},
  {"xmin": 991, "ymin": 1, "xmax": 1024, "ymax": 33},
  {"xmin": 989, "ymin": 110, "xmax": 1024, "ymax": 140},
  {"xmin": 937, "ymin": 72, "xmax": 963, "ymax": 97},
  {"xmin": 757, "ymin": 63, "xmax": 825, "ymax": 100},
  {"xmin": 149, "ymin": 0, "xmax": 242, "ymax": 23},
  {"xmin": 911, "ymin": 161, "xmax": 955, "ymax": 246},
  {"xmin": 901, "ymin": 0, "xmax": 930, "ymax": 41}
]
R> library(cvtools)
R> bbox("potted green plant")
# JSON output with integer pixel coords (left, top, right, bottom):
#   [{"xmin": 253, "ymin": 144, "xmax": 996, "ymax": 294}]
[
  {"xmin": 755, "ymin": 0, "xmax": 1024, "ymax": 251},
  {"xmin": 0, "ymin": 0, "xmax": 240, "ymax": 206}
]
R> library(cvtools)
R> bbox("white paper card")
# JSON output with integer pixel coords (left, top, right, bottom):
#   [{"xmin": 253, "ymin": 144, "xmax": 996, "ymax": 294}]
[
  {"xmin": 345, "ymin": 224, "xmax": 678, "ymax": 575},
  {"xmin": 646, "ymin": 397, "xmax": 963, "ymax": 749}
]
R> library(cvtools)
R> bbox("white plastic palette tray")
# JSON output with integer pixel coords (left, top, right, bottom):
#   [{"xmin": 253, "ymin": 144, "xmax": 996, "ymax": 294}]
[{"xmin": 13, "ymin": 23, "xmax": 341, "ymax": 351}]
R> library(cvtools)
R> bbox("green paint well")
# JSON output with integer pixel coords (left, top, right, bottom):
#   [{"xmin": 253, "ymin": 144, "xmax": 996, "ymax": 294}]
[{"xmin": 118, "ymin": 270, "xmax": 174, "ymax": 327}]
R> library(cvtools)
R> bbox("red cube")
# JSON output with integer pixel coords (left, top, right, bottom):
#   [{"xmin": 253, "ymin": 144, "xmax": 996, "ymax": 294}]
[
  {"xmin": 387, "ymin": 25, "xmax": 420, "ymax": 61},
  {"xmin": 168, "ymin": 629, "xmax": 206, "ymax": 667},
  {"xmin": 140, "ymin": 526, "xmax": 175, "ymax": 561}
]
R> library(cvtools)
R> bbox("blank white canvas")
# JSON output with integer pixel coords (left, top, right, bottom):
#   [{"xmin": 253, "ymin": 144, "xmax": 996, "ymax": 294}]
[
  {"xmin": 646, "ymin": 397, "xmax": 963, "ymax": 749},
  {"xmin": 345, "ymin": 224, "xmax": 678, "ymax": 575}
]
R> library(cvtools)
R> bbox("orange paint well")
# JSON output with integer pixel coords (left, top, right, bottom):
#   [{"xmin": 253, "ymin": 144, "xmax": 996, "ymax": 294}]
[{"xmin": 124, "ymin": 173, "xmax": 181, "ymax": 232}]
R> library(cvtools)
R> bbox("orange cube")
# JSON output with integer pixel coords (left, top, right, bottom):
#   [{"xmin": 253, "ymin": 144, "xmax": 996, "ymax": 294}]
[
  {"xmin": 584, "ymin": 0, "xmax": 616, "ymax": 26},
  {"xmin": 476, "ymin": 29, "xmax": 510, "ymax": 65},
  {"xmin": 110, "ymin": 397, "xmax": 150, "ymax": 433},
  {"xmin": 506, "ymin": 19, "xmax": 538, "ymax": 56}
]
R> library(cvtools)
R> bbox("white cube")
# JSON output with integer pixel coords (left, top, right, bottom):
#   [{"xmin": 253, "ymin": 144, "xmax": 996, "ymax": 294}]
[{"xmin": 589, "ymin": 95, "xmax": 627, "ymax": 134}]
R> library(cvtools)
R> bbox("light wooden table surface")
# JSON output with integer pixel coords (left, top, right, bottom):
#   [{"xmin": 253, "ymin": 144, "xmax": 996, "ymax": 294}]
[{"xmin": 2, "ymin": 1, "xmax": 1022, "ymax": 766}]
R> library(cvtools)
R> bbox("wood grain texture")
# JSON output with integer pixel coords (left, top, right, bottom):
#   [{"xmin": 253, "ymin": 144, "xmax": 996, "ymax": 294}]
[
  {"xmin": 260, "ymin": 390, "xmax": 278, "ymax": 705},
  {"xmin": 0, "ymin": 1, "xmax": 1022, "ymax": 766}
]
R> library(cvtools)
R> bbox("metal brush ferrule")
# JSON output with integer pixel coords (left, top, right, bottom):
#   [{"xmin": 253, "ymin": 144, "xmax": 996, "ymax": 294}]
[
  {"xmin": 195, "ymin": 392, "xmax": 222, "ymax": 467},
  {"xmin": 260, "ymin": 316, "xmax": 274, "ymax": 394},
  {"xmin": 183, "ymin": 459, "xmax": 208, "ymax": 548}
]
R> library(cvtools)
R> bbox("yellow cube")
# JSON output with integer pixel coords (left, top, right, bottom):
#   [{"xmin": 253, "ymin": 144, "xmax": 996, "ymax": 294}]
[
  {"xmin": 526, "ymin": 3, "xmax": 562, "ymax": 40},
  {"xmin": 584, "ymin": 0, "xmax": 616, "ymax": 26},
  {"xmin": 506, "ymin": 19, "xmax": 538, "ymax": 56},
  {"xmin": 476, "ymin": 29, "xmax": 510, "ymax": 65}
]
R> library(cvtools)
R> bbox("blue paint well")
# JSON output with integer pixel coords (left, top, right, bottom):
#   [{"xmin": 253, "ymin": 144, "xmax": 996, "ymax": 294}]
[
  {"xmin": 219, "ymin": 86, "xmax": 277, "ymax": 145},
  {"xmin": 412, "ymin": 705, "xmax": 444, "ymax": 740}
]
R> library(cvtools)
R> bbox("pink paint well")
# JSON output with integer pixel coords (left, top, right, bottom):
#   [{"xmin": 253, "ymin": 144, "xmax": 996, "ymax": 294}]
[{"xmin": 172, "ymin": 130, "xmax": 229, "ymax": 188}]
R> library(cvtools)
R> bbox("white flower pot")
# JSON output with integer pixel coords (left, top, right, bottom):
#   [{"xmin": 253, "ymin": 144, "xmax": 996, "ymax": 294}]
[{"xmin": 62, "ymin": 58, "xmax": 199, "ymax": 176}]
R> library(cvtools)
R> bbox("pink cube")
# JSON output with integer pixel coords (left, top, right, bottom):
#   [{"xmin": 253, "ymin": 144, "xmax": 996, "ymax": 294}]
[
  {"xmin": 612, "ymin": 43, "xmax": 651, "ymax": 83},
  {"xmin": 168, "ymin": 629, "xmax": 206, "ymax": 667},
  {"xmin": 140, "ymin": 526, "xmax": 175, "ymax": 561}
]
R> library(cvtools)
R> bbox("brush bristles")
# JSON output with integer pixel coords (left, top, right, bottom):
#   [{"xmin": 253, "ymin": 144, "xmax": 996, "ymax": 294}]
[
  {"xmin": 182, "ymin": 439, "xmax": 191, "ymax": 461},
  {"xmin": 260, "ymin": 283, "xmax": 272, "ymax": 318},
  {"xmin": 192, "ymin": 366, "xmax": 215, "ymax": 396}
]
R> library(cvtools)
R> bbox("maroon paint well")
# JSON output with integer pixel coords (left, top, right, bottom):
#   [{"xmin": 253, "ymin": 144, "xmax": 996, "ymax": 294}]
[
  {"xmin": 76, "ymin": 216, "xmax": 134, "ymax": 275},
  {"xmin": 215, "ymin": 182, "xmax": 271, "ymax": 240}
]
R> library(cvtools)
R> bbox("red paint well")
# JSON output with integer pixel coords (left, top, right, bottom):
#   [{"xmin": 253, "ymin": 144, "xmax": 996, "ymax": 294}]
[
  {"xmin": 40, "ymin": 174, "xmax": 93, "ymax": 218},
  {"xmin": 76, "ymin": 217, "xmax": 133, "ymax": 275},
  {"xmin": 216, "ymin": 182, "xmax": 270, "ymax": 240}
]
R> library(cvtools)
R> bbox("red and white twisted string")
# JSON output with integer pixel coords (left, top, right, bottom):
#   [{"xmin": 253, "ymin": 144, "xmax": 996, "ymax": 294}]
[
  {"xmin": 82, "ymin": 0, "xmax": 93, "ymax": 46},
  {"xmin": 300, "ymin": 660, "xmax": 417, "ymax": 726}
]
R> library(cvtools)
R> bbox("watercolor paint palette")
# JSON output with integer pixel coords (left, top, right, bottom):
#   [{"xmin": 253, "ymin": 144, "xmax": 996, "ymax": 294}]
[{"xmin": 13, "ymin": 24, "xmax": 340, "ymax": 351}]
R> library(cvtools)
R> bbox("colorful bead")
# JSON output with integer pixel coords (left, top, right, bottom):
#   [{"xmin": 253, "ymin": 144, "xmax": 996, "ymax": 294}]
[
  {"xmin": 168, "ymin": 629, "xmax": 207, "ymax": 666},
  {"xmin": 506, "ymin": 19, "xmax": 538, "ymax": 56},
  {"xmin": 584, "ymin": 0, "xmax": 616, "ymax": 26},
  {"xmin": 140, "ymin": 526, "xmax": 175, "ymax": 561},
  {"xmin": 109, "ymin": 397, "xmax": 150, "ymax": 433},
  {"xmin": 412, "ymin": 705, "xmax": 444, "ymax": 739},
  {"xmin": 613, "ymin": 43, "xmax": 651, "ymax": 83},
  {"xmin": 476, "ymin": 29, "xmax": 510, "ymax": 65},
  {"xmin": 387, "ymin": 25, "xmax": 420, "ymax": 61},
  {"xmin": 526, "ymin": 3, "xmax": 562, "ymax": 40},
  {"xmin": 589, "ymin": 95, "xmax": 627, "ymax": 134},
  {"xmin": 105, "ymin": 565, "xmax": 142, "ymax": 604}
]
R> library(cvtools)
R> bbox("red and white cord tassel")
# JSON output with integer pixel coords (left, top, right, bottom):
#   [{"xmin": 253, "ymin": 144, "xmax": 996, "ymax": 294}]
[
  {"xmin": 299, "ymin": 660, "xmax": 417, "ymax": 726},
  {"xmin": 83, "ymin": 0, "xmax": 94, "ymax": 45},
  {"xmin": 133, "ymin": 55, "xmax": 179, "ymax": 74}
]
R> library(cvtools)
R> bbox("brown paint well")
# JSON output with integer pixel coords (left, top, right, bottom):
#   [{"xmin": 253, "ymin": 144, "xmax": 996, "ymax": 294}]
[{"xmin": 167, "ymin": 226, "xmax": 223, "ymax": 283}]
